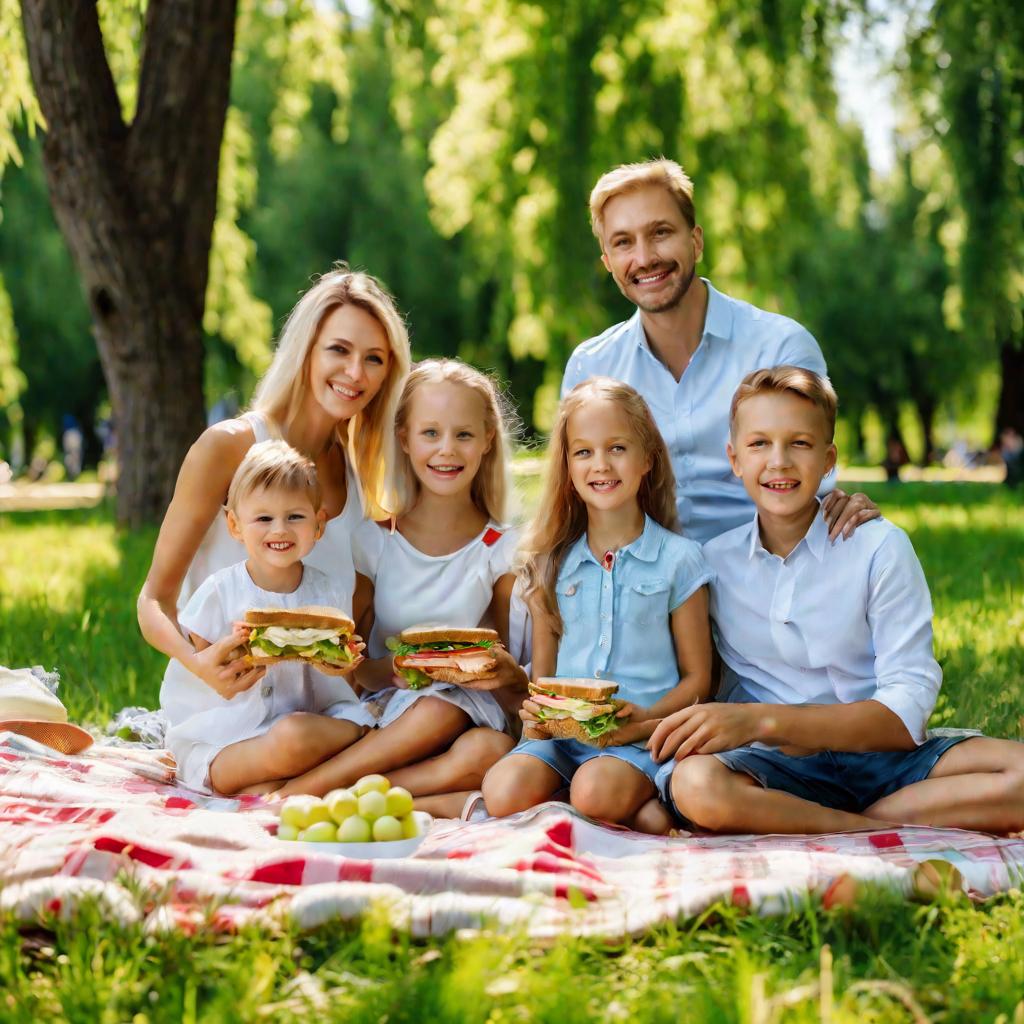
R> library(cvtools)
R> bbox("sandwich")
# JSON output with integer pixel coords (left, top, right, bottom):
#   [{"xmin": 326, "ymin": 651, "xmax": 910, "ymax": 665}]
[
  {"xmin": 245, "ymin": 606, "xmax": 365, "ymax": 676},
  {"xmin": 528, "ymin": 678, "xmax": 626, "ymax": 747},
  {"xmin": 386, "ymin": 626, "xmax": 500, "ymax": 689}
]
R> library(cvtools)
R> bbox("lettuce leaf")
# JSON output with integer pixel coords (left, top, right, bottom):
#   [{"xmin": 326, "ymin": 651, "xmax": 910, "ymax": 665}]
[
  {"xmin": 578, "ymin": 711, "xmax": 621, "ymax": 738},
  {"xmin": 385, "ymin": 637, "xmax": 495, "ymax": 657},
  {"xmin": 396, "ymin": 666, "xmax": 433, "ymax": 690}
]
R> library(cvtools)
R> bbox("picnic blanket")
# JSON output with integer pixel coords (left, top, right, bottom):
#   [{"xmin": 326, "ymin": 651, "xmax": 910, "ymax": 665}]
[{"xmin": 3, "ymin": 733, "xmax": 1024, "ymax": 939}]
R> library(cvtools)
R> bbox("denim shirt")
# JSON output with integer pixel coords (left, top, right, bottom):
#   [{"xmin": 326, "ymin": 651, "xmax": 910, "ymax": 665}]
[{"xmin": 554, "ymin": 516, "xmax": 713, "ymax": 707}]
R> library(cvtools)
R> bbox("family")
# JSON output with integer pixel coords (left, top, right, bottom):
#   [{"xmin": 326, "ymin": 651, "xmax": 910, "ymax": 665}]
[{"xmin": 138, "ymin": 158, "xmax": 1024, "ymax": 835}]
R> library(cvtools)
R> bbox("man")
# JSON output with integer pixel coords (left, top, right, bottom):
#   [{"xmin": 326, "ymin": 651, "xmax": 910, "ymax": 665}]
[{"xmin": 562, "ymin": 158, "xmax": 875, "ymax": 543}]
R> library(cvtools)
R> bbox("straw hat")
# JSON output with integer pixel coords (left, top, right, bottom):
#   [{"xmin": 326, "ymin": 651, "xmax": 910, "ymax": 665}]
[{"xmin": 0, "ymin": 667, "xmax": 93, "ymax": 754}]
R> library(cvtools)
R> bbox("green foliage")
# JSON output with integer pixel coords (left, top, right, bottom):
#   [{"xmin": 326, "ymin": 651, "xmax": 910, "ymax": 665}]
[{"xmin": 3, "ymin": 875, "xmax": 1024, "ymax": 1019}]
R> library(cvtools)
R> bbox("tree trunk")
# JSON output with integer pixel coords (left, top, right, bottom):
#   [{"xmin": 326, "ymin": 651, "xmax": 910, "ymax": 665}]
[
  {"xmin": 994, "ymin": 338, "xmax": 1024, "ymax": 440},
  {"xmin": 913, "ymin": 394, "xmax": 936, "ymax": 467},
  {"xmin": 20, "ymin": 0, "xmax": 238, "ymax": 526}
]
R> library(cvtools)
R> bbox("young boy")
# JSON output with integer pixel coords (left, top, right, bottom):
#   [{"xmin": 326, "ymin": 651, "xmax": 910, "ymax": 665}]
[
  {"xmin": 160, "ymin": 440, "xmax": 375, "ymax": 795},
  {"xmin": 650, "ymin": 365, "xmax": 1024, "ymax": 834}
]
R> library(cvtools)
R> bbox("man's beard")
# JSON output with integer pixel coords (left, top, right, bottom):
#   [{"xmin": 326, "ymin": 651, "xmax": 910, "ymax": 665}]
[{"xmin": 629, "ymin": 263, "xmax": 696, "ymax": 314}]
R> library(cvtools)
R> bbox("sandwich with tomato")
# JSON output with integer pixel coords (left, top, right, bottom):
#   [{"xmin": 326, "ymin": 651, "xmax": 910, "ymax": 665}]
[
  {"xmin": 244, "ymin": 606, "xmax": 365, "ymax": 676},
  {"xmin": 528, "ymin": 677, "xmax": 626, "ymax": 747},
  {"xmin": 386, "ymin": 626, "xmax": 500, "ymax": 689}
]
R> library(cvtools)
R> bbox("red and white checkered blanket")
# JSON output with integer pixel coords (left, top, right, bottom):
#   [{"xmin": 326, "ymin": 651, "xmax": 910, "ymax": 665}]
[{"xmin": 3, "ymin": 734, "xmax": 1024, "ymax": 938}]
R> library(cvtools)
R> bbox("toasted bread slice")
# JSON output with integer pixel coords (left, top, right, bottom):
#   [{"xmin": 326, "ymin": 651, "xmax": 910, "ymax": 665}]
[
  {"xmin": 245, "ymin": 606, "xmax": 355, "ymax": 632},
  {"xmin": 398, "ymin": 625, "xmax": 500, "ymax": 646},
  {"xmin": 247, "ymin": 652, "xmax": 363, "ymax": 676},
  {"xmin": 541, "ymin": 715, "xmax": 622, "ymax": 748},
  {"xmin": 531, "ymin": 677, "xmax": 619, "ymax": 702}
]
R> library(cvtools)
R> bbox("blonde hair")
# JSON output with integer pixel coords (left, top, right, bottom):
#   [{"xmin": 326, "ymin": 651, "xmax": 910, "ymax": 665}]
[
  {"xmin": 520, "ymin": 378, "xmax": 678, "ymax": 637},
  {"xmin": 226, "ymin": 439, "xmax": 321, "ymax": 512},
  {"xmin": 250, "ymin": 265, "xmax": 411, "ymax": 517},
  {"xmin": 730, "ymin": 365, "xmax": 838, "ymax": 441},
  {"xmin": 392, "ymin": 358, "xmax": 516, "ymax": 523},
  {"xmin": 589, "ymin": 158, "xmax": 696, "ymax": 239}
]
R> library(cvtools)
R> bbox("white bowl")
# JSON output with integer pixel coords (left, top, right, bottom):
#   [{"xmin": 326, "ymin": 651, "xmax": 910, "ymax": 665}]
[{"xmin": 278, "ymin": 811, "xmax": 432, "ymax": 859}]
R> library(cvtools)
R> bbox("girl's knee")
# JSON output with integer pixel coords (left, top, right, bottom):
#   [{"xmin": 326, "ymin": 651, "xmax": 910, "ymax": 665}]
[
  {"xmin": 265, "ymin": 713, "xmax": 320, "ymax": 775},
  {"xmin": 482, "ymin": 757, "xmax": 551, "ymax": 817},
  {"xmin": 454, "ymin": 728, "xmax": 515, "ymax": 770},
  {"xmin": 570, "ymin": 762, "xmax": 649, "ymax": 823}
]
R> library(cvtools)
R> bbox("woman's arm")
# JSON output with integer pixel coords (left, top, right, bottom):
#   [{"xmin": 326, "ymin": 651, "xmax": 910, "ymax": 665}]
[{"xmin": 137, "ymin": 421, "xmax": 260, "ymax": 692}]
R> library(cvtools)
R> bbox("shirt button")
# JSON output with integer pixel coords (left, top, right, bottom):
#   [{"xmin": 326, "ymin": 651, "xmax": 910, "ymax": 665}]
[
  {"xmin": 601, "ymin": 613, "xmax": 609, "ymax": 620},
  {"xmin": 594, "ymin": 669, "xmax": 602, "ymax": 678},
  {"xmin": 683, "ymin": 455, "xmax": 694, "ymax": 466},
  {"xmin": 600, "ymin": 636, "xmax": 607, "ymax": 645},
  {"xmin": 262, "ymin": 685, "xmax": 272, "ymax": 698}
]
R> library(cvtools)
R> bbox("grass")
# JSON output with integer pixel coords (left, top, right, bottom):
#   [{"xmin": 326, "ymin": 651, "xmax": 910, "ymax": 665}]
[{"xmin": 1, "ymin": 481, "xmax": 1023, "ymax": 1021}]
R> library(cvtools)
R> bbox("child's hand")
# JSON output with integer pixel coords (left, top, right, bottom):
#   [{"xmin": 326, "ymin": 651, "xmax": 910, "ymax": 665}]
[
  {"xmin": 458, "ymin": 647, "xmax": 528, "ymax": 692},
  {"xmin": 191, "ymin": 627, "xmax": 265, "ymax": 699},
  {"xmin": 647, "ymin": 703, "xmax": 759, "ymax": 762},
  {"xmin": 519, "ymin": 698, "xmax": 549, "ymax": 739},
  {"xmin": 614, "ymin": 701, "xmax": 650, "ymax": 723}
]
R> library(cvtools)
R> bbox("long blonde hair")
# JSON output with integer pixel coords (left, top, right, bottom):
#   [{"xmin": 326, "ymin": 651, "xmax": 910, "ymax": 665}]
[
  {"xmin": 520, "ymin": 377, "xmax": 677, "ymax": 637},
  {"xmin": 392, "ymin": 358, "xmax": 516, "ymax": 523},
  {"xmin": 250, "ymin": 265, "xmax": 411, "ymax": 517}
]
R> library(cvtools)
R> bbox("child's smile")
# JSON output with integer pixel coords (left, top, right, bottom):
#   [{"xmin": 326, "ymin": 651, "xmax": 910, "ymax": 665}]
[{"xmin": 566, "ymin": 400, "xmax": 652, "ymax": 512}]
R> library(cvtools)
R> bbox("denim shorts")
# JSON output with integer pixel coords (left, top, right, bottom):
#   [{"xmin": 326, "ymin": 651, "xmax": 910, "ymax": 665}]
[
  {"xmin": 655, "ymin": 734, "xmax": 973, "ymax": 822},
  {"xmin": 512, "ymin": 737, "xmax": 660, "ymax": 785}
]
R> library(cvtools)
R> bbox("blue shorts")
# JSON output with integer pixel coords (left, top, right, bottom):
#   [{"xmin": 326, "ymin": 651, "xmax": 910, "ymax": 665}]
[
  {"xmin": 655, "ymin": 735, "xmax": 972, "ymax": 822},
  {"xmin": 512, "ymin": 737, "xmax": 660, "ymax": 786}
]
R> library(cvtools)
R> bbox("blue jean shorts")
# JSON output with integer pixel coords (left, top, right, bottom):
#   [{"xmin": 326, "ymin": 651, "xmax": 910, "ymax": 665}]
[
  {"xmin": 513, "ymin": 737, "xmax": 660, "ymax": 786},
  {"xmin": 655, "ymin": 734, "xmax": 973, "ymax": 821}
]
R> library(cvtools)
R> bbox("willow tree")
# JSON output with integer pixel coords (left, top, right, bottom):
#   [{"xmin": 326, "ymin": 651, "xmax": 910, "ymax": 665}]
[
  {"xmin": 904, "ymin": 0, "xmax": 1024, "ymax": 439},
  {"xmin": 387, "ymin": 0, "xmax": 864, "ymax": 428}
]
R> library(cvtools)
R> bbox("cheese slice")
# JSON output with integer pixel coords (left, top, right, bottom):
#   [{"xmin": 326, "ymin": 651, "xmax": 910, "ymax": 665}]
[{"xmin": 255, "ymin": 626, "xmax": 344, "ymax": 647}]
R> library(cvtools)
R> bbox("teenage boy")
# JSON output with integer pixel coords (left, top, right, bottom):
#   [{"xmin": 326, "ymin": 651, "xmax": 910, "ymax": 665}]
[{"xmin": 650, "ymin": 366, "xmax": 1024, "ymax": 835}]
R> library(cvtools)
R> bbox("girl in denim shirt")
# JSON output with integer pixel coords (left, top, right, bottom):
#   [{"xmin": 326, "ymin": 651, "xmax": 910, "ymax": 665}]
[{"xmin": 483, "ymin": 378, "xmax": 713, "ymax": 828}]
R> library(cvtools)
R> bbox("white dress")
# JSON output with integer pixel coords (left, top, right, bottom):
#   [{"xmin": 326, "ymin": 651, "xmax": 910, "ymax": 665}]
[
  {"xmin": 352, "ymin": 520, "xmax": 519, "ymax": 731},
  {"xmin": 179, "ymin": 411, "xmax": 364, "ymax": 612},
  {"xmin": 161, "ymin": 561, "xmax": 376, "ymax": 790}
]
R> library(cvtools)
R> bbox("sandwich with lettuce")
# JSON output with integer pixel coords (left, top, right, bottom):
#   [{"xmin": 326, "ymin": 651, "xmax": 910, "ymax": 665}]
[
  {"xmin": 528, "ymin": 677, "xmax": 626, "ymax": 747},
  {"xmin": 245, "ymin": 606, "xmax": 364, "ymax": 676},
  {"xmin": 386, "ymin": 626, "xmax": 500, "ymax": 689}
]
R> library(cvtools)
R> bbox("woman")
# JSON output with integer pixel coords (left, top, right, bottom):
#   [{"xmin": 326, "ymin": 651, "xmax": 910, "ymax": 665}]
[{"xmin": 138, "ymin": 267, "xmax": 410, "ymax": 697}]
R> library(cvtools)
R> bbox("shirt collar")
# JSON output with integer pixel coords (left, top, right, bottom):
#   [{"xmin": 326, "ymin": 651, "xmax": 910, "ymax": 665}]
[
  {"xmin": 631, "ymin": 278, "xmax": 733, "ymax": 352},
  {"xmin": 702, "ymin": 279, "xmax": 733, "ymax": 341},
  {"xmin": 561, "ymin": 515, "xmax": 663, "ymax": 574},
  {"xmin": 746, "ymin": 500, "xmax": 827, "ymax": 562}
]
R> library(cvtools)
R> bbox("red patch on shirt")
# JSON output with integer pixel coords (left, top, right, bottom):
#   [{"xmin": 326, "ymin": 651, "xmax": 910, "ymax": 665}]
[
  {"xmin": 869, "ymin": 832, "xmax": 904, "ymax": 849},
  {"xmin": 482, "ymin": 527, "xmax": 503, "ymax": 547}
]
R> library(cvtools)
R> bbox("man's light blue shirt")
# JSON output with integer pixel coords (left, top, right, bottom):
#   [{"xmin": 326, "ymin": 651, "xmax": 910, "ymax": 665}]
[
  {"xmin": 561, "ymin": 279, "xmax": 829, "ymax": 543},
  {"xmin": 703, "ymin": 510, "xmax": 942, "ymax": 745},
  {"xmin": 554, "ymin": 515, "xmax": 713, "ymax": 707}
]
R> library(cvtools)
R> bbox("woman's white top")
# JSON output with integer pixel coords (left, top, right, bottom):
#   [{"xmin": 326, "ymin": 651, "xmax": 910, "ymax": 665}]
[
  {"xmin": 352, "ymin": 520, "xmax": 519, "ymax": 658},
  {"xmin": 161, "ymin": 561, "xmax": 375, "ymax": 789},
  {"xmin": 178, "ymin": 411, "xmax": 365, "ymax": 612},
  {"xmin": 352, "ymin": 519, "xmax": 519, "ymax": 732}
]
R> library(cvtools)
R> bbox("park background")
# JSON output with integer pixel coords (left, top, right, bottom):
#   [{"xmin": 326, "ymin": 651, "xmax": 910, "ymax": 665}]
[
  {"xmin": 0, "ymin": 0, "xmax": 1022, "ymax": 524},
  {"xmin": 1, "ymin": 2, "xmax": 1023, "ymax": 1021}
]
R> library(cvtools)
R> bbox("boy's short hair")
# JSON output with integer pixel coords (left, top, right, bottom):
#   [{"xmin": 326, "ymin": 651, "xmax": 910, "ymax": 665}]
[
  {"xmin": 589, "ymin": 158, "xmax": 696, "ymax": 238},
  {"xmin": 226, "ymin": 439, "xmax": 322, "ymax": 511},
  {"xmin": 730, "ymin": 365, "xmax": 838, "ymax": 441}
]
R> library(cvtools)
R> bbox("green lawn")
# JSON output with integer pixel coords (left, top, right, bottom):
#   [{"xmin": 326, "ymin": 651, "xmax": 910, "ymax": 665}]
[{"xmin": 1, "ymin": 481, "xmax": 1023, "ymax": 1022}]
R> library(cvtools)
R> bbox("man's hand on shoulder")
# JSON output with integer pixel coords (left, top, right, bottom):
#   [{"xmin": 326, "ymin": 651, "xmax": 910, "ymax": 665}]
[{"xmin": 821, "ymin": 489, "xmax": 880, "ymax": 541}]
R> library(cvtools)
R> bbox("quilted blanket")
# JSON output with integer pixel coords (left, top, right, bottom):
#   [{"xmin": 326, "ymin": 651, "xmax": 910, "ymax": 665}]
[{"xmin": 3, "ymin": 733, "xmax": 1023, "ymax": 939}]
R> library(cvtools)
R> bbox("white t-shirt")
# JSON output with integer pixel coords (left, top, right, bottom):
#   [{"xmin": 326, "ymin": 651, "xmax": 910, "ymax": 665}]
[
  {"xmin": 160, "ymin": 560, "xmax": 373, "ymax": 788},
  {"xmin": 352, "ymin": 520, "xmax": 519, "ymax": 658}
]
